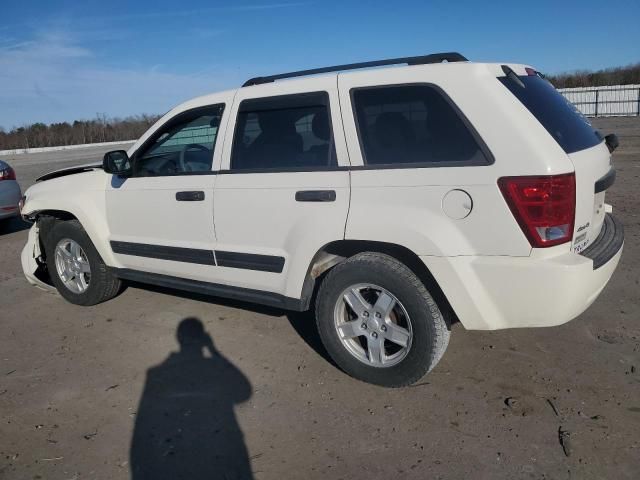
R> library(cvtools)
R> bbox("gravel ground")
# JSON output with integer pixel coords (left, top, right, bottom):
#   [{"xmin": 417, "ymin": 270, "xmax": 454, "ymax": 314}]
[{"xmin": 0, "ymin": 119, "xmax": 638, "ymax": 479}]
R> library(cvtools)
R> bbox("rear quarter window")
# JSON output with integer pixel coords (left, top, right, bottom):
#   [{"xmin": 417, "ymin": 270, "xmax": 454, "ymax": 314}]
[
  {"xmin": 351, "ymin": 85, "xmax": 491, "ymax": 167},
  {"xmin": 499, "ymin": 73, "xmax": 603, "ymax": 154}
]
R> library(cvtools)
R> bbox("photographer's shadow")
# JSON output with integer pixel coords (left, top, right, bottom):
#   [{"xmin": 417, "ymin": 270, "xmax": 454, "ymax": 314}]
[{"xmin": 130, "ymin": 317, "xmax": 253, "ymax": 480}]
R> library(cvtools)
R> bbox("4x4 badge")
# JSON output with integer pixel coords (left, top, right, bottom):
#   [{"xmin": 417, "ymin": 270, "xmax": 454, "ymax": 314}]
[{"xmin": 577, "ymin": 222, "xmax": 590, "ymax": 233}]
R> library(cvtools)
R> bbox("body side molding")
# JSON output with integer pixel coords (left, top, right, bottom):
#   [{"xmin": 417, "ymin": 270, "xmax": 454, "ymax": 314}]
[
  {"xmin": 216, "ymin": 250, "xmax": 285, "ymax": 273},
  {"xmin": 110, "ymin": 241, "xmax": 285, "ymax": 273},
  {"xmin": 110, "ymin": 241, "xmax": 216, "ymax": 265}
]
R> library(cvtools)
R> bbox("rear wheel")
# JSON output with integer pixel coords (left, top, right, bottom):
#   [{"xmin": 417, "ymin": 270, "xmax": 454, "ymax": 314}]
[
  {"xmin": 44, "ymin": 220, "xmax": 121, "ymax": 306},
  {"xmin": 315, "ymin": 252, "xmax": 450, "ymax": 387}
]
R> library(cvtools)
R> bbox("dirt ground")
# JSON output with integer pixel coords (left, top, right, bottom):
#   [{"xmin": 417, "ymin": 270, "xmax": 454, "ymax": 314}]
[{"xmin": 1, "ymin": 118, "xmax": 639, "ymax": 479}]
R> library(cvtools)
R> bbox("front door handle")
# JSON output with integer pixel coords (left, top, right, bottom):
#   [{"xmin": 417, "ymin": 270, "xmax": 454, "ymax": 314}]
[
  {"xmin": 295, "ymin": 190, "xmax": 336, "ymax": 202},
  {"xmin": 176, "ymin": 191, "xmax": 205, "ymax": 201}
]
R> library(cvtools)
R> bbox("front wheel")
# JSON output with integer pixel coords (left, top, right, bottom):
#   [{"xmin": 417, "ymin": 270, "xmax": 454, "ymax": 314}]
[
  {"xmin": 44, "ymin": 220, "xmax": 122, "ymax": 306},
  {"xmin": 315, "ymin": 252, "xmax": 450, "ymax": 387}
]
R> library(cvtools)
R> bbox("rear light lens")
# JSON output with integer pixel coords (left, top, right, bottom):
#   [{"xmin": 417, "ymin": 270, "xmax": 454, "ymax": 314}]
[
  {"xmin": 498, "ymin": 173, "xmax": 575, "ymax": 248},
  {"xmin": 0, "ymin": 166, "xmax": 16, "ymax": 181}
]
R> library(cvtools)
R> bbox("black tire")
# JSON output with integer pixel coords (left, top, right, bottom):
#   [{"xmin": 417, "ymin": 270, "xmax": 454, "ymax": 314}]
[
  {"xmin": 44, "ymin": 220, "xmax": 122, "ymax": 306},
  {"xmin": 315, "ymin": 252, "xmax": 450, "ymax": 387}
]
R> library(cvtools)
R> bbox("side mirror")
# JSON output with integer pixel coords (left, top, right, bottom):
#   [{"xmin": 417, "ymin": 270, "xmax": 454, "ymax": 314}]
[{"xmin": 103, "ymin": 150, "xmax": 132, "ymax": 176}]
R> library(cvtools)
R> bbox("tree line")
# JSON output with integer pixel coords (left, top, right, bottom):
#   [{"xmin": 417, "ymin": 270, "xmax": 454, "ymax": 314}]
[
  {"xmin": 0, "ymin": 114, "xmax": 161, "ymax": 151},
  {"xmin": 547, "ymin": 63, "xmax": 640, "ymax": 89}
]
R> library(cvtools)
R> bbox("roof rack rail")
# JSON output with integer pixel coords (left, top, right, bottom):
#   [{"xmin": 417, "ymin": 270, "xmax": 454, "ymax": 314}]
[{"xmin": 242, "ymin": 52, "xmax": 468, "ymax": 87}]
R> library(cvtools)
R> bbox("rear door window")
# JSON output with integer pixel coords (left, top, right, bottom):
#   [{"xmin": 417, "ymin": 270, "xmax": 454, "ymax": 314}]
[
  {"xmin": 499, "ymin": 73, "xmax": 603, "ymax": 154},
  {"xmin": 231, "ymin": 92, "xmax": 336, "ymax": 171},
  {"xmin": 351, "ymin": 85, "xmax": 491, "ymax": 166}
]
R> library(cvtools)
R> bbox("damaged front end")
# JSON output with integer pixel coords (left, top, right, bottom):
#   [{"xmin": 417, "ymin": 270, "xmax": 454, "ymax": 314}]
[{"xmin": 20, "ymin": 223, "xmax": 56, "ymax": 293}]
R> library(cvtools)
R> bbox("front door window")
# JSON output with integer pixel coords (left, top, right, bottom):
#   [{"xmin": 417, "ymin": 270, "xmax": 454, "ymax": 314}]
[{"xmin": 134, "ymin": 105, "xmax": 224, "ymax": 176}]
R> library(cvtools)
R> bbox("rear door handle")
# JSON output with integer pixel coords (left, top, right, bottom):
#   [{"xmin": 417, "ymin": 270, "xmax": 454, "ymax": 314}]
[
  {"xmin": 176, "ymin": 191, "xmax": 205, "ymax": 201},
  {"xmin": 295, "ymin": 190, "xmax": 336, "ymax": 202}
]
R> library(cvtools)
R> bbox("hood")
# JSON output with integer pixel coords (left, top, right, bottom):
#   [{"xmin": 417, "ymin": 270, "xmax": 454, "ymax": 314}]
[{"xmin": 36, "ymin": 162, "xmax": 102, "ymax": 182}]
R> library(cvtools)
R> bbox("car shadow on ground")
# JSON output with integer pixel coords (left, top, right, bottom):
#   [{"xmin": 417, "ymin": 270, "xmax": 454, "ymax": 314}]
[
  {"xmin": 0, "ymin": 217, "xmax": 30, "ymax": 235},
  {"xmin": 286, "ymin": 309, "xmax": 335, "ymax": 367},
  {"xmin": 126, "ymin": 281, "xmax": 287, "ymax": 316},
  {"xmin": 130, "ymin": 317, "xmax": 254, "ymax": 480},
  {"xmin": 125, "ymin": 282, "xmax": 335, "ymax": 366}
]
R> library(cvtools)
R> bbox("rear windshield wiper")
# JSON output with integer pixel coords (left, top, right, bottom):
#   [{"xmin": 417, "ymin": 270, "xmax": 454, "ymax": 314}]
[{"xmin": 501, "ymin": 65, "xmax": 525, "ymax": 88}]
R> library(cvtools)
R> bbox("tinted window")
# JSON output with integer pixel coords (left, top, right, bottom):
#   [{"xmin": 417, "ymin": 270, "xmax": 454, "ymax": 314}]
[
  {"xmin": 499, "ymin": 75, "xmax": 602, "ymax": 154},
  {"xmin": 231, "ymin": 92, "xmax": 336, "ymax": 170},
  {"xmin": 134, "ymin": 105, "xmax": 223, "ymax": 176},
  {"xmin": 352, "ymin": 85, "xmax": 489, "ymax": 166}
]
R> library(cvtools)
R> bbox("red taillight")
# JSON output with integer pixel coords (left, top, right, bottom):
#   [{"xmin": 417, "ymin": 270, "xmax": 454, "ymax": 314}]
[
  {"xmin": 498, "ymin": 173, "xmax": 576, "ymax": 248},
  {"xmin": 0, "ymin": 166, "xmax": 16, "ymax": 181}
]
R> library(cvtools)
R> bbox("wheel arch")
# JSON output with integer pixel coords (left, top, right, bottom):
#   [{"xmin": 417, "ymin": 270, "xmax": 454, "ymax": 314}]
[
  {"xmin": 299, "ymin": 239, "xmax": 458, "ymax": 327},
  {"xmin": 31, "ymin": 210, "xmax": 78, "ymax": 260},
  {"xmin": 31, "ymin": 209, "xmax": 116, "ymax": 267}
]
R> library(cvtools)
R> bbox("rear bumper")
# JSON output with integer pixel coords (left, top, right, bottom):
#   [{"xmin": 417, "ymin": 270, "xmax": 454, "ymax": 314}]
[
  {"xmin": 0, "ymin": 180, "xmax": 21, "ymax": 219},
  {"xmin": 423, "ymin": 214, "xmax": 624, "ymax": 330},
  {"xmin": 0, "ymin": 206, "xmax": 19, "ymax": 220},
  {"xmin": 579, "ymin": 213, "xmax": 623, "ymax": 269}
]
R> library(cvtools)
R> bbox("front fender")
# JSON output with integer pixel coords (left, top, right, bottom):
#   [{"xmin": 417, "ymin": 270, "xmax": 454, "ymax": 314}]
[{"xmin": 22, "ymin": 171, "xmax": 119, "ymax": 267}]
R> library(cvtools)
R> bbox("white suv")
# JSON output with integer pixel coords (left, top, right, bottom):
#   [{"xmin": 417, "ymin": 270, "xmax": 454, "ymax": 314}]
[{"xmin": 20, "ymin": 53, "xmax": 624, "ymax": 387}]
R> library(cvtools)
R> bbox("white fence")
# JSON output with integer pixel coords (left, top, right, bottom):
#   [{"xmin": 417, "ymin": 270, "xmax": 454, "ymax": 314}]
[{"xmin": 558, "ymin": 84, "xmax": 640, "ymax": 117}]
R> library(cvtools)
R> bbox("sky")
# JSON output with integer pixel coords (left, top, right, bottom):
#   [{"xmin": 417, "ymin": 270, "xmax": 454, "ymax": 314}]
[{"xmin": 0, "ymin": 0, "xmax": 638, "ymax": 129}]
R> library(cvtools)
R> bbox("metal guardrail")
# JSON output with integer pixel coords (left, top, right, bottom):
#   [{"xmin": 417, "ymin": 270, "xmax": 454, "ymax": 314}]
[
  {"xmin": 559, "ymin": 85, "xmax": 640, "ymax": 117},
  {"xmin": 162, "ymin": 125, "xmax": 217, "ymax": 147},
  {"xmin": 0, "ymin": 140, "xmax": 137, "ymax": 156}
]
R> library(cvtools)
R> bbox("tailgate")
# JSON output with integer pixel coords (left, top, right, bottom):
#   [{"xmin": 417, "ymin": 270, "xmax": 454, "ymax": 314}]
[{"xmin": 568, "ymin": 142, "xmax": 614, "ymax": 253}]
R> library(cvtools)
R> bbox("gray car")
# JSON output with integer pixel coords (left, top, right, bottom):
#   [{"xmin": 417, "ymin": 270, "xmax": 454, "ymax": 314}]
[{"xmin": 0, "ymin": 159, "xmax": 21, "ymax": 222}]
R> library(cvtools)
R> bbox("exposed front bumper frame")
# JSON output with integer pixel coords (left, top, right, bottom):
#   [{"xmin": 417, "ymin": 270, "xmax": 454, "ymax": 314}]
[{"xmin": 21, "ymin": 224, "xmax": 57, "ymax": 294}]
